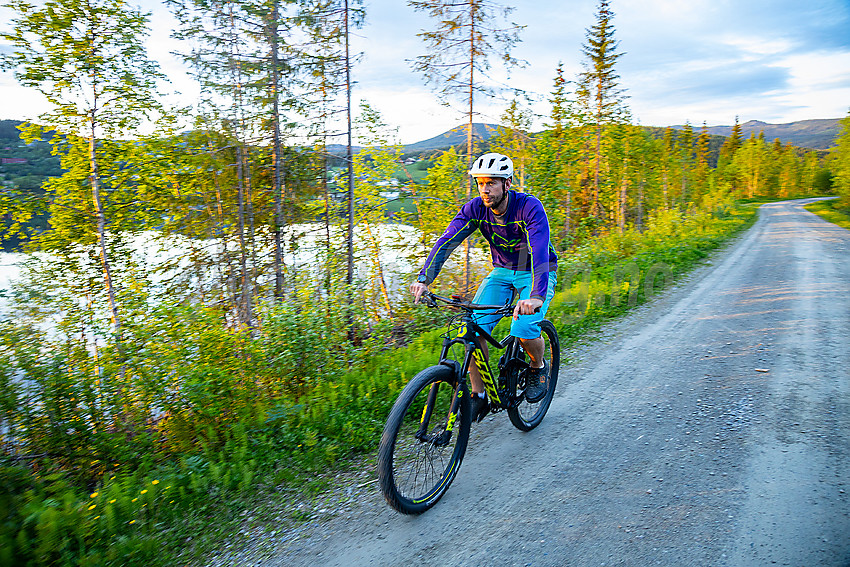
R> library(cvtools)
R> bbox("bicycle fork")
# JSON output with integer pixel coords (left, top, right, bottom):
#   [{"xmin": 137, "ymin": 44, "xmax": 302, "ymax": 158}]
[{"xmin": 415, "ymin": 383, "xmax": 463, "ymax": 447}]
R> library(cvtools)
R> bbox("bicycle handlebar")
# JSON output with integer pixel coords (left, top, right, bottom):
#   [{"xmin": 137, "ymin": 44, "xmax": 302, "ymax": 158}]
[
  {"xmin": 422, "ymin": 291, "xmax": 510, "ymax": 312},
  {"xmin": 421, "ymin": 291, "xmax": 541, "ymax": 315}
]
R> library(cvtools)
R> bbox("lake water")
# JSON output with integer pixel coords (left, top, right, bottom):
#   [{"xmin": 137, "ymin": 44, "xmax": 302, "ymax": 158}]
[
  {"xmin": 0, "ymin": 223, "xmax": 434, "ymax": 319},
  {"xmin": 0, "ymin": 253, "xmax": 24, "ymax": 318}
]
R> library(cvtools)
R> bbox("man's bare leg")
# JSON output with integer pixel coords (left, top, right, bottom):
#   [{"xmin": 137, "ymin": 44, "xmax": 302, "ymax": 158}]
[
  {"xmin": 470, "ymin": 336, "xmax": 544, "ymax": 390},
  {"xmin": 467, "ymin": 337, "xmax": 488, "ymax": 394},
  {"xmin": 519, "ymin": 336, "xmax": 544, "ymax": 368}
]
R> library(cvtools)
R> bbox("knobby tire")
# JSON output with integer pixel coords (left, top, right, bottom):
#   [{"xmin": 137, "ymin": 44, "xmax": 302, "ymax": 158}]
[
  {"xmin": 508, "ymin": 319, "xmax": 560, "ymax": 431},
  {"xmin": 377, "ymin": 365, "xmax": 471, "ymax": 515}
]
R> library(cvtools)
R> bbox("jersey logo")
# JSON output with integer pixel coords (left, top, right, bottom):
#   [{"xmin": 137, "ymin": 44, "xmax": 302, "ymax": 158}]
[{"xmin": 491, "ymin": 233, "xmax": 523, "ymax": 248}]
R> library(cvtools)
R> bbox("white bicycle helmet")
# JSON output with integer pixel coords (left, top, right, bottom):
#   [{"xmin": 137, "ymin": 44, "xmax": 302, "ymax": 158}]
[{"xmin": 469, "ymin": 152, "xmax": 513, "ymax": 179}]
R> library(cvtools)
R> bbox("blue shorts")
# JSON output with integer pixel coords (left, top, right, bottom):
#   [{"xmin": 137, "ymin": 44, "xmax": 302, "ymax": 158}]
[{"xmin": 472, "ymin": 268, "xmax": 557, "ymax": 340}]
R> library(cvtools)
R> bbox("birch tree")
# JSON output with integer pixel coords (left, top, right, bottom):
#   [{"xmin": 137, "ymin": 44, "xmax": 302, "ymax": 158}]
[{"xmin": 1, "ymin": 0, "xmax": 165, "ymax": 338}]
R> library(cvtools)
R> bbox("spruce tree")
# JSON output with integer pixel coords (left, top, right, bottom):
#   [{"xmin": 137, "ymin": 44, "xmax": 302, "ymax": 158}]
[
  {"xmin": 491, "ymin": 99, "xmax": 533, "ymax": 192},
  {"xmin": 695, "ymin": 122, "xmax": 710, "ymax": 188},
  {"xmin": 532, "ymin": 62, "xmax": 580, "ymax": 244},
  {"xmin": 719, "ymin": 116, "xmax": 744, "ymax": 163},
  {"xmin": 576, "ymin": 0, "xmax": 627, "ymax": 221},
  {"xmin": 676, "ymin": 122, "xmax": 694, "ymax": 205}
]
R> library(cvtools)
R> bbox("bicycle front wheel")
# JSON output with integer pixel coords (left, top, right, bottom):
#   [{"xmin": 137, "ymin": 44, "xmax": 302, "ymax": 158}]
[
  {"xmin": 508, "ymin": 319, "xmax": 560, "ymax": 431},
  {"xmin": 377, "ymin": 365, "xmax": 471, "ymax": 515}
]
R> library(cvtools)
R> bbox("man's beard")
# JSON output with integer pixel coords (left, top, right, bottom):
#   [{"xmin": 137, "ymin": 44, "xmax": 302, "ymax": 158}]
[{"xmin": 483, "ymin": 186, "xmax": 507, "ymax": 210}]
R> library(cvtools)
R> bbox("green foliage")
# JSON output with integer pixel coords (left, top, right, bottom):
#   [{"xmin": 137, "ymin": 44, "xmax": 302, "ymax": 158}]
[
  {"xmin": 490, "ymin": 99, "xmax": 533, "ymax": 192},
  {"xmin": 804, "ymin": 198, "xmax": 850, "ymax": 230},
  {"xmin": 830, "ymin": 113, "xmax": 850, "ymax": 206},
  {"xmin": 577, "ymin": 0, "xmax": 627, "ymax": 124},
  {"xmin": 0, "ymin": 0, "xmax": 165, "ymax": 137},
  {"xmin": 0, "ymin": 2, "xmax": 838, "ymax": 565}
]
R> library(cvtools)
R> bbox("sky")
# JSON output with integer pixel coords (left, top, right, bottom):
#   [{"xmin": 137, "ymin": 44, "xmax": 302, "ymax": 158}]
[{"xmin": 1, "ymin": 0, "xmax": 849, "ymax": 144}]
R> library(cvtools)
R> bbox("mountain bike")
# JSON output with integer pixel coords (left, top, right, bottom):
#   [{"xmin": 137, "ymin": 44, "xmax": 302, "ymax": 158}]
[{"xmin": 377, "ymin": 290, "xmax": 560, "ymax": 515}]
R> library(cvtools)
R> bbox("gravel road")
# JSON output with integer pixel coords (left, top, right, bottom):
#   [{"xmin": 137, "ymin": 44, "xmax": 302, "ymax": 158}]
[{"xmin": 232, "ymin": 198, "xmax": 850, "ymax": 567}]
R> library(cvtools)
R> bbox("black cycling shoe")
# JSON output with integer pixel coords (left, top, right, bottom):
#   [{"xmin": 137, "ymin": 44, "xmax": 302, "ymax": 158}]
[
  {"xmin": 469, "ymin": 393, "xmax": 489, "ymax": 423},
  {"xmin": 524, "ymin": 360, "xmax": 549, "ymax": 403}
]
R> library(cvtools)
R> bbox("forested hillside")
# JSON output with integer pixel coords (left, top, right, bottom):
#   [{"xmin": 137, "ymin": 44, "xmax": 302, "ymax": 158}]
[
  {"xmin": 691, "ymin": 118, "xmax": 842, "ymax": 150},
  {"xmin": 1, "ymin": 0, "xmax": 849, "ymax": 564}
]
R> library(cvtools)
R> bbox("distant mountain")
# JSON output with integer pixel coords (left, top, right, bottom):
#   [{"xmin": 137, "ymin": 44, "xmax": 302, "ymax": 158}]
[
  {"xmin": 672, "ymin": 118, "xmax": 842, "ymax": 150},
  {"xmin": 403, "ymin": 123, "xmax": 499, "ymax": 153},
  {"xmin": 324, "ymin": 123, "xmax": 500, "ymax": 157},
  {"xmin": 400, "ymin": 118, "xmax": 842, "ymax": 156}
]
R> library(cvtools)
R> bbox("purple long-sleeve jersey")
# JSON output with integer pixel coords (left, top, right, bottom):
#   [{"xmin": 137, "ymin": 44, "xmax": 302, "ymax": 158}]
[{"xmin": 418, "ymin": 190, "xmax": 558, "ymax": 300}]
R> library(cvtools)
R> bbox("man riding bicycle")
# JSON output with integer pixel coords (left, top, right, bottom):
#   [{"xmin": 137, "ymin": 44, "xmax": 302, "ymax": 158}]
[{"xmin": 410, "ymin": 152, "xmax": 559, "ymax": 422}]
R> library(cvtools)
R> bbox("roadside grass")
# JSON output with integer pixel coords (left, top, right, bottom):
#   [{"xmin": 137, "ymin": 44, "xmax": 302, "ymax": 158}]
[
  {"xmin": 804, "ymin": 197, "xmax": 850, "ymax": 230},
  {"xmin": 0, "ymin": 202, "xmax": 759, "ymax": 567}
]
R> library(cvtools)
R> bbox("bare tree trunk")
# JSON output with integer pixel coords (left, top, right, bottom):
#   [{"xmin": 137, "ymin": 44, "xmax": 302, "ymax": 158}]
[
  {"xmin": 208, "ymin": 158, "xmax": 235, "ymax": 317},
  {"xmin": 593, "ymin": 126, "xmax": 601, "ymax": 219},
  {"xmin": 227, "ymin": 2, "xmax": 253, "ymax": 328},
  {"xmin": 619, "ymin": 141, "xmax": 629, "ymax": 234},
  {"xmin": 345, "ymin": 0, "xmax": 356, "ymax": 341},
  {"xmin": 236, "ymin": 145, "xmax": 251, "ymax": 327},
  {"xmin": 270, "ymin": 0, "xmax": 285, "ymax": 300},
  {"xmin": 618, "ymin": 175, "xmax": 627, "ymax": 234},
  {"xmin": 463, "ymin": 4, "xmax": 475, "ymax": 297},
  {"xmin": 246, "ymin": 149, "xmax": 257, "ymax": 316},
  {"xmin": 637, "ymin": 178, "xmax": 645, "ymax": 232},
  {"xmin": 322, "ymin": 145, "xmax": 332, "ymax": 303},
  {"xmin": 364, "ymin": 223, "xmax": 393, "ymax": 321}
]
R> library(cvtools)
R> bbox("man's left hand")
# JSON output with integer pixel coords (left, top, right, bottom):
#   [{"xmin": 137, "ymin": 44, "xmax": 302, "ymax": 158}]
[{"xmin": 513, "ymin": 297, "xmax": 543, "ymax": 319}]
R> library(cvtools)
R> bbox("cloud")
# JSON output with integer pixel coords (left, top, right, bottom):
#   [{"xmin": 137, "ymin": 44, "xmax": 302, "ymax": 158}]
[{"xmin": 2, "ymin": 0, "xmax": 848, "ymax": 138}]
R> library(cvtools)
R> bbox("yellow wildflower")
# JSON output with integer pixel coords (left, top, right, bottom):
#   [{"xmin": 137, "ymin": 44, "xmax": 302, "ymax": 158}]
[
  {"xmin": 88, "ymin": 504, "xmax": 96, "ymax": 510},
  {"xmin": 140, "ymin": 490, "xmax": 148, "ymax": 495},
  {"xmin": 151, "ymin": 480, "xmax": 160, "ymax": 485},
  {"xmin": 90, "ymin": 492, "xmax": 98, "ymax": 498}
]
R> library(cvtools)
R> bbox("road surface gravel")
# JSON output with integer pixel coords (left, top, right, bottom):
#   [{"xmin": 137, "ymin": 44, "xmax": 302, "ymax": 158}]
[{"xmin": 224, "ymin": 199, "xmax": 850, "ymax": 567}]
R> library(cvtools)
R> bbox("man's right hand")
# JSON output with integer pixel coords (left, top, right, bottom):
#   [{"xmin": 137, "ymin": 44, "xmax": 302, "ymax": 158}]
[{"xmin": 410, "ymin": 281, "xmax": 429, "ymax": 304}]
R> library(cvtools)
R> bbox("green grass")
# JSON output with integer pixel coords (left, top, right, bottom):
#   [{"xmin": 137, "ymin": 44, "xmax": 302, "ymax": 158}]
[
  {"xmin": 804, "ymin": 197, "xmax": 850, "ymax": 230},
  {"xmin": 394, "ymin": 160, "xmax": 431, "ymax": 184}
]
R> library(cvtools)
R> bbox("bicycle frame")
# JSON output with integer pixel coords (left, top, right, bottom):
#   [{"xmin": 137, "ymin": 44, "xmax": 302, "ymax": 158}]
[
  {"xmin": 417, "ymin": 308, "xmax": 526, "ymax": 445},
  {"xmin": 439, "ymin": 315, "xmax": 513, "ymax": 406}
]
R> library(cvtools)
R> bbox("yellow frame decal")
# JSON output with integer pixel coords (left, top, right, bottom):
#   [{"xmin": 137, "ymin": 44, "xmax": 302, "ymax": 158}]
[{"xmin": 472, "ymin": 349, "xmax": 501, "ymax": 405}]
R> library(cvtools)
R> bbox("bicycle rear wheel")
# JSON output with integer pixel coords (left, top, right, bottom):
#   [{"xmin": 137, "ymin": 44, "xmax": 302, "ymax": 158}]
[
  {"xmin": 377, "ymin": 365, "xmax": 471, "ymax": 515},
  {"xmin": 508, "ymin": 319, "xmax": 560, "ymax": 431}
]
